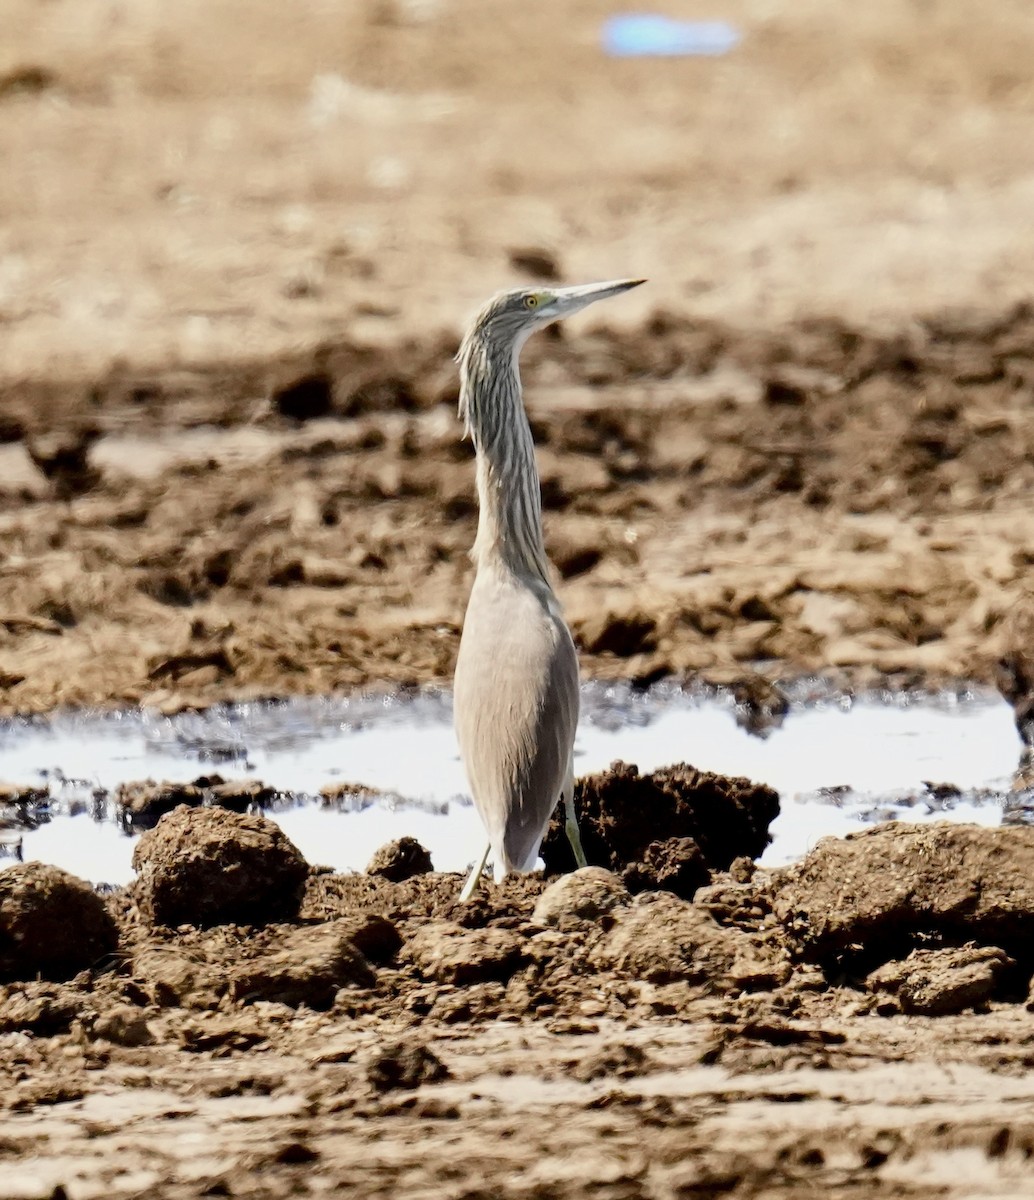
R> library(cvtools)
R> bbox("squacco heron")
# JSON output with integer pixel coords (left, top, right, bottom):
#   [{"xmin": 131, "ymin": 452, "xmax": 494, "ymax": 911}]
[{"xmin": 453, "ymin": 279, "xmax": 645, "ymax": 901}]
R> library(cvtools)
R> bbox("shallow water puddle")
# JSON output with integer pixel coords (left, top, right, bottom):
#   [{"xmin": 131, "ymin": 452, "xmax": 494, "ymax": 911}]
[{"xmin": 0, "ymin": 683, "xmax": 1024, "ymax": 884}]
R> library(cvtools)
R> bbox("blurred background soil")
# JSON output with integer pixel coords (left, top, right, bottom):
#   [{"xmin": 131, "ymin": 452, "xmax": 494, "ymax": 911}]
[
  {"xmin": 5, "ymin": 3, "xmax": 1034, "ymax": 1197},
  {"xmin": 3, "ymin": 0, "xmax": 1034, "ymax": 712}
]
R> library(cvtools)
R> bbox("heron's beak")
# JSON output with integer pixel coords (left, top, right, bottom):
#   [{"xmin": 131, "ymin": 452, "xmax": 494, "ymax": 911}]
[{"xmin": 551, "ymin": 278, "xmax": 646, "ymax": 317}]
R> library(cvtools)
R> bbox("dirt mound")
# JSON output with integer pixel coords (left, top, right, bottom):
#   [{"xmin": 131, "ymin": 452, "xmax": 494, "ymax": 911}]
[
  {"xmin": 131, "ymin": 806, "xmax": 308, "ymax": 928},
  {"xmin": 541, "ymin": 761, "xmax": 779, "ymax": 899},
  {"xmin": 775, "ymin": 823, "xmax": 1034, "ymax": 972},
  {"xmin": 0, "ymin": 862, "xmax": 118, "ymax": 982}
]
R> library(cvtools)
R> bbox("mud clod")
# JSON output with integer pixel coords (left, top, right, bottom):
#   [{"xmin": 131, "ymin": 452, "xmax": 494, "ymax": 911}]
[
  {"xmin": 542, "ymin": 761, "xmax": 779, "ymax": 893},
  {"xmin": 207, "ymin": 778, "xmax": 277, "ymax": 813},
  {"xmin": 867, "ymin": 945, "xmax": 1014, "ymax": 1016},
  {"xmin": 776, "ymin": 823, "xmax": 1034, "ymax": 970},
  {"xmin": 131, "ymin": 807, "xmax": 308, "ymax": 928},
  {"xmin": 0, "ymin": 863, "xmax": 118, "ymax": 982},
  {"xmin": 366, "ymin": 837, "xmax": 434, "ymax": 882}
]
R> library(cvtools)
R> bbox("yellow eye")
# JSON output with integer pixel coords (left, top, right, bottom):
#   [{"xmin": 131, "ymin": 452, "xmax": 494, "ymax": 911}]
[{"xmin": 524, "ymin": 294, "xmax": 539, "ymax": 310}]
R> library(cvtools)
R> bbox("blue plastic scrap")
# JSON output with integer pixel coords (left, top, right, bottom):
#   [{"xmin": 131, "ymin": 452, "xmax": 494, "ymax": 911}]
[{"xmin": 602, "ymin": 14, "xmax": 741, "ymax": 57}]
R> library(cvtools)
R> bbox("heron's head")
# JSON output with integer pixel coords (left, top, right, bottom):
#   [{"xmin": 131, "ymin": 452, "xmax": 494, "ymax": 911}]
[{"xmin": 465, "ymin": 278, "xmax": 646, "ymax": 358}]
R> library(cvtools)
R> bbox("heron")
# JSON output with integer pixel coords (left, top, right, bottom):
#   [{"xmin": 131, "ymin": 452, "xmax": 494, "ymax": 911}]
[{"xmin": 453, "ymin": 278, "xmax": 645, "ymax": 901}]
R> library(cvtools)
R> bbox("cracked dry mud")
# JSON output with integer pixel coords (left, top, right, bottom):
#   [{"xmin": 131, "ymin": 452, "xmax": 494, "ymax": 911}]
[{"xmin": 6, "ymin": 0, "xmax": 1034, "ymax": 1195}]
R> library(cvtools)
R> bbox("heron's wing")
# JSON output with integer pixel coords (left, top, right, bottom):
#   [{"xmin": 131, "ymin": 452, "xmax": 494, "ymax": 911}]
[{"xmin": 454, "ymin": 569, "xmax": 579, "ymax": 872}]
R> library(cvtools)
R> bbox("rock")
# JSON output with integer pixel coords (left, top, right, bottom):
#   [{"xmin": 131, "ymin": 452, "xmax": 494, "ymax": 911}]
[
  {"xmin": 507, "ymin": 246, "xmax": 561, "ymax": 281},
  {"xmin": 552, "ymin": 542, "xmax": 602, "ymax": 580},
  {"xmin": 366, "ymin": 837, "xmax": 434, "ymax": 882},
  {"xmin": 115, "ymin": 779, "xmax": 204, "ymax": 829},
  {"xmin": 622, "ymin": 837, "xmax": 709, "ymax": 901},
  {"xmin": 542, "ymin": 761, "xmax": 779, "ymax": 887},
  {"xmin": 729, "ymin": 674, "xmax": 789, "ymax": 737},
  {"xmin": 577, "ymin": 611, "xmax": 657, "ymax": 657},
  {"xmin": 335, "ymin": 913, "xmax": 403, "ymax": 965},
  {"xmin": 867, "ymin": 945, "xmax": 1013, "ymax": 1016},
  {"xmin": 0, "ymin": 984, "xmax": 80, "ymax": 1035},
  {"xmin": 0, "ymin": 863, "xmax": 118, "ymax": 982},
  {"xmin": 0, "ymin": 783, "xmax": 48, "ymax": 808},
  {"xmin": 228, "ymin": 922, "xmax": 375, "ymax": 1008},
  {"xmin": 366, "ymin": 1040, "xmax": 451, "ymax": 1091},
  {"xmin": 132, "ymin": 915, "xmax": 393, "ymax": 1010},
  {"xmin": 571, "ymin": 1042, "xmax": 654, "ymax": 1083},
  {"xmin": 533, "ymin": 867, "xmax": 630, "ymax": 930},
  {"xmin": 774, "ymin": 823, "xmax": 1034, "ymax": 969},
  {"xmin": 207, "ymin": 778, "xmax": 276, "ymax": 813},
  {"xmin": 272, "ymin": 373, "xmax": 334, "ymax": 422},
  {"xmin": 404, "ymin": 924, "xmax": 527, "ymax": 986},
  {"xmin": 594, "ymin": 891, "xmax": 789, "ymax": 992},
  {"xmin": 131, "ymin": 807, "xmax": 308, "ymax": 928},
  {"xmin": 93, "ymin": 1005, "xmax": 155, "ymax": 1047}
]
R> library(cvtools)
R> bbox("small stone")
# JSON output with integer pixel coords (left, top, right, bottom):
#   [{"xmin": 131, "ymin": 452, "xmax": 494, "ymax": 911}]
[
  {"xmin": 622, "ymin": 837, "xmax": 709, "ymax": 901},
  {"xmin": 533, "ymin": 867, "xmax": 630, "ymax": 930},
  {"xmin": 404, "ymin": 924, "xmax": 526, "ymax": 986},
  {"xmin": 366, "ymin": 1040, "xmax": 450, "ymax": 1091},
  {"xmin": 577, "ymin": 611, "xmax": 657, "ymax": 657},
  {"xmin": 93, "ymin": 1005, "xmax": 154, "ymax": 1047},
  {"xmin": 366, "ymin": 837, "xmax": 434, "ymax": 882}
]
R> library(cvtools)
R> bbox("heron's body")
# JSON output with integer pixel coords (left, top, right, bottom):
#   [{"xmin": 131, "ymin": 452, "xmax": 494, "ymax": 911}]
[
  {"xmin": 453, "ymin": 278, "xmax": 644, "ymax": 899},
  {"xmin": 455, "ymin": 560, "xmax": 579, "ymax": 877}
]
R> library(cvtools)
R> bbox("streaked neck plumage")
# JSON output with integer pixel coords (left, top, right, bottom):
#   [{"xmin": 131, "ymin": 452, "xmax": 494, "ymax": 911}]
[{"xmin": 457, "ymin": 327, "xmax": 552, "ymax": 587}]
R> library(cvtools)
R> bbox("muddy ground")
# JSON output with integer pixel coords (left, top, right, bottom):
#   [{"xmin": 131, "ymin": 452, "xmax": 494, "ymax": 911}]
[{"xmin": 5, "ymin": 0, "xmax": 1034, "ymax": 1195}]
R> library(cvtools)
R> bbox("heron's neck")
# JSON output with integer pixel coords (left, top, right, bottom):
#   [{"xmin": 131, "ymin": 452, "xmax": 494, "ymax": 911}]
[{"xmin": 459, "ymin": 337, "xmax": 551, "ymax": 585}]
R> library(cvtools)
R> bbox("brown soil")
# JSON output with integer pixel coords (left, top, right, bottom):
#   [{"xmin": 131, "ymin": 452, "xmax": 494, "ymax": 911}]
[
  {"xmin": 5, "ymin": 823, "xmax": 1034, "ymax": 1198},
  {"xmin": 6, "ymin": 0, "xmax": 1034, "ymax": 1193}
]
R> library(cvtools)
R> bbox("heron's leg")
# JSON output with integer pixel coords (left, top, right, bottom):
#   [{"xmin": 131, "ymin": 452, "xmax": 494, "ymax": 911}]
[
  {"xmin": 459, "ymin": 842, "xmax": 492, "ymax": 902},
  {"xmin": 563, "ymin": 788, "xmax": 587, "ymax": 869}
]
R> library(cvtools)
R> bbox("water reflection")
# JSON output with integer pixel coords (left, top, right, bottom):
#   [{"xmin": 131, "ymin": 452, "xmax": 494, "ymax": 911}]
[{"xmin": 0, "ymin": 681, "xmax": 1025, "ymax": 884}]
